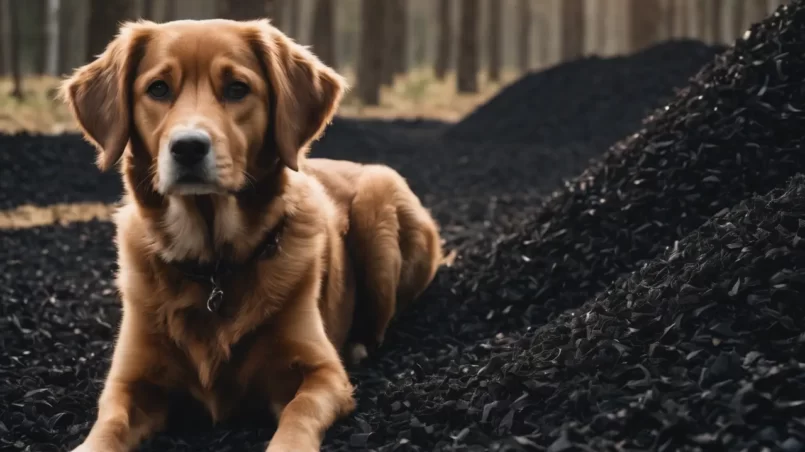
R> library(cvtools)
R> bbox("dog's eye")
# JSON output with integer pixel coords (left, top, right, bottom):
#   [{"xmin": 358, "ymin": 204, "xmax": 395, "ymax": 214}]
[
  {"xmin": 224, "ymin": 81, "xmax": 250, "ymax": 101},
  {"xmin": 147, "ymin": 81, "xmax": 170, "ymax": 100}
]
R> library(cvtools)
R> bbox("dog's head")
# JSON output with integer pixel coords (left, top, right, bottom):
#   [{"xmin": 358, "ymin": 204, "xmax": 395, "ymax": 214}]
[{"xmin": 60, "ymin": 19, "xmax": 345, "ymax": 196}]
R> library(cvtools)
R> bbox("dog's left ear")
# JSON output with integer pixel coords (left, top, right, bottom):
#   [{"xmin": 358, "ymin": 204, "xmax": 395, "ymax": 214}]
[{"xmin": 248, "ymin": 20, "xmax": 347, "ymax": 172}]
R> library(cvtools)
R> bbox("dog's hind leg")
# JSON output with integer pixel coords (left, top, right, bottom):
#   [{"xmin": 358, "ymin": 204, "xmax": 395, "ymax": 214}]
[{"xmin": 345, "ymin": 165, "xmax": 442, "ymax": 365}]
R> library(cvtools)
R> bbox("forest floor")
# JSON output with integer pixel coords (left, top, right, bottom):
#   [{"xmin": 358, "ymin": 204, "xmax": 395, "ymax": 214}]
[{"xmin": 0, "ymin": 68, "xmax": 518, "ymax": 135}]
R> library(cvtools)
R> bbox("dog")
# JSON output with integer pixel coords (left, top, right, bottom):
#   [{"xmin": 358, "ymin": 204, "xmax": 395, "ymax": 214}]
[{"xmin": 59, "ymin": 18, "xmax": 442, "ymax": 452}]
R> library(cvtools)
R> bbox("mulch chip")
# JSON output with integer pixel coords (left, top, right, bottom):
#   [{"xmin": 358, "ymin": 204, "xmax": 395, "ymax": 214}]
[{"xmin": 5, "ymin": 1, "xmax": 805, "ymax": 451}]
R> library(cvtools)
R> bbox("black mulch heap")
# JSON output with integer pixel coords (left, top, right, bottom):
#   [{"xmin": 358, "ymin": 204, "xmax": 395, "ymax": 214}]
[
  {"xmin": 6, "ymin": 1, "xmax": 805, "ymax": 451},
  {"xmin": 444, "ymin": 40, "xmax": 725, "ymax": 149}
]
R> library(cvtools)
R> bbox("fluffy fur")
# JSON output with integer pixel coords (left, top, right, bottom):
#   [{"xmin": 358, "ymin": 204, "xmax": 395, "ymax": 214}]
[{"xmin": 60, "ymin": 19, "xmax": 442, "ymax": 452}]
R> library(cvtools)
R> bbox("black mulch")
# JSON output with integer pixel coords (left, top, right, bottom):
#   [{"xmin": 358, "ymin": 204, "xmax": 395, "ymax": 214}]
[
  {"xmin": 7, "ymin": 1, "xmax": 805, "ymax": 451},
  {"xmin": 444, "ymin": 40, "xmax": 725, "ymax": 149},
  {"xmin": 436, "ymin": 172, "xmax": 805, "ymax": 452}
]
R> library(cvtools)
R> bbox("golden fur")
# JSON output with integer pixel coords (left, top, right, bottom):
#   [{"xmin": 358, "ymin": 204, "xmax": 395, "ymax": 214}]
[{"xmin": 60, "ymin": 19, "xmax": 442, "ymax": 452}]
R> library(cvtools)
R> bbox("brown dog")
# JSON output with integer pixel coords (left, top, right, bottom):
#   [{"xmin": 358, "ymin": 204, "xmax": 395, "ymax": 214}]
[{"xmin": 59, "ymin": 19, "xmax": 442, "ymax": 452}]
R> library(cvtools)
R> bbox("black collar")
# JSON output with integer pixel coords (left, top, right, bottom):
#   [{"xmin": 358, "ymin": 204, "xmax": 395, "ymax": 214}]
[{"xmin": 166, "ymin": 217, "xmax": 286, "ymax": 314}]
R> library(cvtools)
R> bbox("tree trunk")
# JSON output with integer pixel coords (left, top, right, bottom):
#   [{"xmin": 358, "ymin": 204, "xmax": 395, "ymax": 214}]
[
  {"xmin": 57, "ymin": 0, "xmax": 72, "ymax": 74},
  {"xmin": 357, "ymin": 0, "xmax": 384, "ymax": 105},
  {"xmin": 710, "ymin": 0, "xmax": 724, "ymax": 43},
  {"xmin": 732, "ymin": 1, "xmax": 746, "ymax": 38},
  {"xmin": 45, "ymin": 0, "xmax": 59, "ymax": 75},
  {"xmin": 143, "ymin": 0, "xmax": 154, "ymax": 19},
  {"xmin": 164, "ymin": 0, "xmax": 177, "ymax": 20},
  {"xmin": 743, "ymin": 0, "xmax": 768, "ymax": 28},
  {"xmin": 87, "ymin": 0, "xmax": 133, "ymax": 61},
  {"xmin": 312, "ymin": 0, "xmax": 336, "ymax": 68},
  {"xmin": 487, "ymin": 0, "xmax": 501, "ymax": 82},
  {"xmin": 288, "ymin": 0, "xmax": 300, "ymax": 39},
  {"xmin": 33, "ymin": 0, "xmax": 47, "ymax": 74},
  {"xmin": 434, "ymin": 0, "xmax": 451, "ymax": 80},
  {"xmin": 560, "ymin": 0, "xmax": 585, "ymax": 60},
  {"xmin": 629, "ymin": 0, "xmax": 662, "ymax": 52},
  {"xmin": 266, "ymin": 0, "xmax": 281, "ymax": 23},
  {"xmin": 456, "ymin": 0, "xmax": 478, "ymax": 93},
  {"xmin": 517, "ymin": 0, "xmax": 530, "ymax": 72},
  {"xmin": 8, "ymin": 0, "xmax": 22, "ymax": 99},
  {"xmin": 219, "ymin": 0, "xmax": 267, "ymax": 20},
  {"xmin": 0, "ymin": 0, "xmax": 7, "ymax": 76},
  {"xmin": 381, "ymin": 0, "xmax": 406, "ymax": 86}
]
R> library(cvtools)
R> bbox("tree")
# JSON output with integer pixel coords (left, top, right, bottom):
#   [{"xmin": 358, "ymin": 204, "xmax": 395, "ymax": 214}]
[
  {"xmin": 381, "ymin": 0, "xmax": 406, "ymax": 86},
  {"xmin": 561, "ymin": 0, "xmax": 585, "ymax": 60},
  {"xmin": 288, "ymin": 0, "xmax": 300, "ymax": 39},
  {"xmin": 7, "ymin": 0, "xmax": 22, "ymax": 99},
  {"xmin": 57, "ymin": 1, "xmax": 72, "ymax": 74},
  {"xmin": 487, "ymin": 0, "xmax": 501, "ymax": 82},
  {"xmin": 434, "ymin": 0, "xmax": 451, "ymax": 80},
  {"xmin": 45, "ymin": 0, "xmax": 59, "ymax": 75},
  {"xmin": 732, "ymin": 1, "xmax": 746, "ymax": 38},
  {"xmin": 629, "ymin": 0, "xmax": 662, "ymax": 52},
  {"xmin": 517, "ymin": 0, "xmax": 531, "ymax": 72},
  {"xmin": 710, "ymin": 0, "xmax": 724, "ymax": 43},
  {"xmin": 219, "ymin": 0, "xmax": 269, "ymax": 20},
  {"xmin": 456, "ymin": 0, "xmax": 478, "ymax": 93},
  {"xmin": 87, "ymin": 0, "xmax": 134, "ymax": 62},
  {"xmin": 164, "ymin": 0, "xmax": 177, "ymax": 21},
  {"xmin": 0, "ymin": 0, "xmax": 6, "ymax": 76},
  {"xmin": 357, "ymin": 0, "xmax": 384, "ymax": 105},
  {"xmin": 312, "ymin": 0, "xmax": 336, "ymax": 68}
]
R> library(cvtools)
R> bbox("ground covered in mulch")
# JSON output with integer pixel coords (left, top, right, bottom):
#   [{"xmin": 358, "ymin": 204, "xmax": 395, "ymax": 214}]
[{"xmin": 5, "ymin": 1, "xmax": 805, "ymax": 451}]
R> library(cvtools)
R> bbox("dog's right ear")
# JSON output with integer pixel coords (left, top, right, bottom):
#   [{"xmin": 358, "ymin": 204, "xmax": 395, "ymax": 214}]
[{"xmin": 59, "ymin": 22, "xmax": 153, "ymax": 172}]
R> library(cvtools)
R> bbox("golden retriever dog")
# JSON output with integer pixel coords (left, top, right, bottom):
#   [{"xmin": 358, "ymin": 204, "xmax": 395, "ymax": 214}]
[{"xmin": 59, "ymin": 18, "xmax": 442, "ymax": 452}]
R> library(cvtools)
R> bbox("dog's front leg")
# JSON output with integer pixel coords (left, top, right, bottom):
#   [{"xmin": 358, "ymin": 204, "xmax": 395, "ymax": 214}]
[
  {"xmin": 71, "ymin": 313, "xmax": 169, "ymax": 452},
  {"xmin": 266, "ymin": 342, "xmax": 355, "ymax": 452}
]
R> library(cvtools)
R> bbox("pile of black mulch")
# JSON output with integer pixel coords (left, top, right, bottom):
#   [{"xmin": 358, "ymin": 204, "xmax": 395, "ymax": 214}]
[
  {"xmin": 394, "ymin": 173, "xmax": 805, "ymax": 452},
  {"xmin": 444, "ymin": 40, "xmax": 725, "ymax": 149}
]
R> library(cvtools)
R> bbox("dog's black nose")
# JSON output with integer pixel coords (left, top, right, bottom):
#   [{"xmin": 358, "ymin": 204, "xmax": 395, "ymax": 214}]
[{"xmin": 170, "ymin": 133, "xmax": 211, "ymax": 166}]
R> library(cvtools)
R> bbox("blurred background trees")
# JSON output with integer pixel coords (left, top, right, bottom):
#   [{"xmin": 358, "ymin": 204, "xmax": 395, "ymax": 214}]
[{"xmin": 0, "ymin": 0, "xmax": 789, "ymax": 113}]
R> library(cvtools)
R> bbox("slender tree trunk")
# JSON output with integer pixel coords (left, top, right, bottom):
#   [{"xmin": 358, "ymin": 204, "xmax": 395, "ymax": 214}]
[
  {"xmin": 272, "ymin": 0, "xmax": 286, "ymax": 29},
  {"xmin": 517, "ymin": 0, "xmax": 530, "ymax": 72},
  {"xmin": 560, "ymin": 0, "xmax": 585, "ymax": 60},
  {"xmin": 456, "ymin": 0, "xmax": 478, "ymax": 93},
  {"xmin": 45, "ymin": 0, "xmax": 59, "ymax": 75},
  {"xmin": 8, "ymin": 0, "xmax": 22, "ymax": 99},
  {"xmin": 487, "ymin": 0, "xmax": 501, "ymax": 82},
  {"xmin": 57, "ymin": 0, "xmax": 72, "ymax": 74},
  {"xmin": 357, "ymin": 0, "xmax": 384, "ymax": 105},
  {"xmin": 710, "ymin": 0, "xmax": 724, "ymax": 43},
  {"xmin": 288, "ymin": 0, "xmax": 300, "ymax": 39},
  {"xmin": 312, "ymin": 0, "xmax": 336, "ymax": 68},
  {"xmin": 629, "ymin": 0, "xmax": 662, "ymax": 52},
  {"xmin": 743, "ymin": 0, "xmax": 768, "ymax": 28},
  {"xmin": 164, "ymin": 0, "xmax": 177, "ymax": 21},
  {"xmin": 434, "ymin": 0, "xmax": 451, "ymax": 80},
  {"xmin": 219, "ymin": 0, "xmax": 268, "ymax": 20},
  {"xmin": 732, "ymin": 1, "xmax": 746, "ymax": 38},
  {"xmin": 381, "ymin": 0, "xmax": 406, "ymax": 85},
  {"xmin": 143, "ymin": 0, "xmax": 154, "ymax": 19},
  {"xmin": 87, "ymin": 0, "xmax": 134, "ymax": 61},
  {"xmin": 0, "ymin": 0, "xmax": 7, "ymax": 76}
]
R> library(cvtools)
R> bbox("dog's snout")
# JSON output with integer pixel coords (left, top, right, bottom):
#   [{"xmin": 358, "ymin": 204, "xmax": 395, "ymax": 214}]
[{"xmin": 170, "ymin": 131, "xmax": 211, "ymax": 166}]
